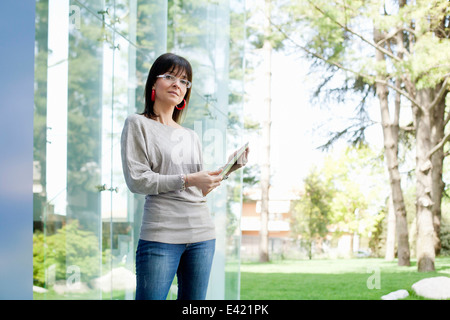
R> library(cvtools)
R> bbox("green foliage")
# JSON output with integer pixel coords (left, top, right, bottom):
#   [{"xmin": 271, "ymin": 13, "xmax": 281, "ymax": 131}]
[
  {"xmin": 275, "ymin": 0, "xmax": 450, "ymax": 153},
  {"xmin": 290, "ymin": 146, "xmax": 387, "ymax": 259},
  {"xmin": 33, "ymin": 232, "xmax": 46, "ymax": 286},
  {"xmin": 441, "ymin": 200, "xmax": 450, "ymax": 256},
  {"xmin": 290, "ymin": 167, "xmax": 333, "ymax": 259},
  {"xmin": 33, "ymin": 220, "xmax": 103, "ymax": 287},
  {"xmin": 441, "ymin": 223, "xmax": 450, "ymax": 256},
  {"xmin": 245, "ymin": 0, "xmax": 286, "ymax": 51},
  {"xmin": 243, "ymin": 164, "xmax": 260, "ymax": 189},
  {"xmin": 282, "ymin": 0, "xmax": 450, "ymax": 88},
  {"xmin": 323, "ymin": 145, "xmax": 387, "ymax": 237},
  {"xmin": 282, "ymin": 0, "xmax": 364, "ymax": 67},
  {"xmin": 291, "ymin": 168, "xmax": 332, "ymax": 239},
  {"xmin": 368, "ymin": 206, "xmax": 388, "ymax": 257},
  {"xmin": 409, "ymin": 32, "xmax": 450, "ymax": 89}
]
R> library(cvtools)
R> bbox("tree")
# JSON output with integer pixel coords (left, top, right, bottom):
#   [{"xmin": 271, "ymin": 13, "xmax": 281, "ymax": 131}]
[
  {"xmin": 276, "ymin": 0, "xmax": 449, "ymax": 271},
  {"xmin": 291, "ymin": 168, "xmax": 332, "ymax": 260},
  {"xmin": 385, "ymin": 196, "xmax": 396, "ymax": 261},
  {"xmin": 246, "ymin": 0, "xmax": 286, "ymax": 262},
  {"xmin": 259, "ymin": 0, "xmax": 273, "ymax": 263},
  {"xmin": 272, "ymin": 0, "xmax": 411, "ymax": 266},
  {"xmin": 373, "ymin": 24, "xmax": 411, "ymax": 266},
  {"xmin": 323, "ymin": 145, "xmax": 387, "ymax": 255},
  {"xmin": 33, "ymin": 220, "xmax": 103, "ymax": 287},
  {"xmin": 377, "ymin": 0, "xmax": 449, "ymax": 271}
]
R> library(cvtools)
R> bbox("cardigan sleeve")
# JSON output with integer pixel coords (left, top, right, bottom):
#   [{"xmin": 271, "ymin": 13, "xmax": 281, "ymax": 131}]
[{"xmin": 120, "ymin": 115, "xmax": 183, "ymax": 195}]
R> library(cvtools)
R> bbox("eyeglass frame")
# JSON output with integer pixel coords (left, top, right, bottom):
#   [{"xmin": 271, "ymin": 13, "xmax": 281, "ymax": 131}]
[{"xmin": 156, "ymin": 74, "xmax": 192, "ymax": 89}]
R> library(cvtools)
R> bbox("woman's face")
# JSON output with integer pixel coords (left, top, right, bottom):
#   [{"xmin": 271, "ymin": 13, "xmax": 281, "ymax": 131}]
[{"xmin": 153, "ymin": 68, "xmax": 188, "ymax": 107}]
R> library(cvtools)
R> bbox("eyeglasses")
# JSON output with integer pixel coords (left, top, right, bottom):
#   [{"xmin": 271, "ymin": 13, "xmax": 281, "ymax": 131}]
[{"xmin": 156, "ymin": 74, "xmax": 192, "ymax": 89}]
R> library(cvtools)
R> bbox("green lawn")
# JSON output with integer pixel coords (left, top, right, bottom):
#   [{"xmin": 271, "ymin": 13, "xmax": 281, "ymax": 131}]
[{"xmin": 240, "ymin": 257, "xmax": 450, "ymax": 300}]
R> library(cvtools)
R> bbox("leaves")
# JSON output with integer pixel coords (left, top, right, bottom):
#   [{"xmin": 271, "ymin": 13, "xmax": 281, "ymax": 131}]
[
  {"xmin": 276, "ymin": 0, "xmax": 449, "ymax": 102},
  {"xmin": 33, "ymin": 220, "xmax": 103, "ymax": 286},
  {"xmin": 410, "ymin": 33, "xmax": 450, "ymax": 89},
  {"xmin": 291, "ymin": 167, "xmax": 332, "ymax": 241}
]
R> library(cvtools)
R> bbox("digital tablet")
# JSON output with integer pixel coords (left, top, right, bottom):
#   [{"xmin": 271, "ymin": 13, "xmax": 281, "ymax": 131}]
[{"xmin": 219, "ymin": 142, "xmax": 249, "ymax": 178}]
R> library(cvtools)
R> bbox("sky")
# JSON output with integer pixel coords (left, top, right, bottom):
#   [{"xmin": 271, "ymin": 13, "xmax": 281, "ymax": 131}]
[
  {"xmin": 244, "ymin": 51, "xmax": 320, "ymax": 192},
  {"xmin": 243, "ymin": 50, "xmax": 385, "ymax": 194}
]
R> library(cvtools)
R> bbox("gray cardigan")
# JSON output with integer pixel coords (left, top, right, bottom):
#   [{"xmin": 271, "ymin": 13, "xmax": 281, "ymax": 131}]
[{"xmin": 121, "ymin": 114, "xmax": 215, "ymax": 243}]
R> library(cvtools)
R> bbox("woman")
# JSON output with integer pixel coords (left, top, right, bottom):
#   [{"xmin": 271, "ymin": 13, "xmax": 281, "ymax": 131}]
[{"xmin": 121, "ymin": 53, "xmax": 248, "ymax": 300}]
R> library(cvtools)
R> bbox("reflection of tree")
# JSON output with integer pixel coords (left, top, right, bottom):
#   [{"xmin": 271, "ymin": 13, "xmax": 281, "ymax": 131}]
[
  {"xmin": 34, "ymin": 1, "xmax": 105, "ymax": 228},
  {"xmin": 167, "ymin": 0, "xmax": 243, "ymax": 129},
  {"xmin": 33, "ymin": 6, "xmax": 106, "ymax": 289},
  {"xmin": 134, "ymin": 0, "xmax": 169, "ymax": 115},
  {"xmin": 33, "ymin": 0, "xmax": 49, "ymax": 225},
  {"xmin": 32, "ymin": 0, "xmax": 246, "ymax": 299},
  {"xmin": 67, "ymin": 12, "xmax": 103, "ymax": 197},
  {"xmin": 33, "ymin": 220, "xmax": 103, "ymax": 287}
]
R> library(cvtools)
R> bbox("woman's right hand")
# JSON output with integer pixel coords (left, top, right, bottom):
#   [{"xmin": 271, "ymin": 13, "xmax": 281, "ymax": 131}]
[{"xmin": 187, "ymin": 169, "xmax": 223, "ymax": 196}]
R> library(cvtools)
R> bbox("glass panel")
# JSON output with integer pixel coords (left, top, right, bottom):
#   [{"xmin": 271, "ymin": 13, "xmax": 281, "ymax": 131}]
[
  {"xmin": 103, "ymin": 0, "xmax": 169, "ymax": 299},
  {"xmin": 74, "ymin": 0, "xmax": 104, "ymax": 16},
  {"xmin": 166, "ymin": 0, "xmax": 246, "ymax": 300},
  {"xmin": 34, "ymin": 0, "xmax": 244, "ymax": 300},
  {"xmin": 98, "ymin": 4, "xmax": 118, "ymax": 300},
  {"xmin": 66, "ymin": 0, "xmax": 107, "ymax": 299},
  {"xmin": 100, "ymin": 14, "xmax": 134, "ymax": 301},
  {"xmin": 224, "ymin": 0, "xmax": 246, "ymax": 300},
  {"xmin": 33, "ymin": 0, "xmax": 106, "ymax": 299}
]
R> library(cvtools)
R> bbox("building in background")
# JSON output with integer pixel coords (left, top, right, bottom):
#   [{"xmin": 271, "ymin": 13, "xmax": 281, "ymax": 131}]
[
  {"xmin": 241, "ymin": 186, "xmax": 372, "ymax": 261},
  {"xmin": 241, "ymin": 187, "xmax": 296, "ymax": 261},
  {"xmin": 31, "ymin": 0, "xmax": 245, "ymax": 300}
]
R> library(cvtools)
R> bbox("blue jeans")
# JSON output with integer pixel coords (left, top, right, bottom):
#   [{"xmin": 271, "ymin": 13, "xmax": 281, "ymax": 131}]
[{"xmin": 135, "ymin": 239, "xmax": 215, "ymax": 300}]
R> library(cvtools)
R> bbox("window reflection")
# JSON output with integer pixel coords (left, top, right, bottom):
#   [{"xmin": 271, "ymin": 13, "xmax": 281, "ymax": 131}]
[{"xmin": 33, "ymin": 0, "xmax": 245, "ymax": 300}]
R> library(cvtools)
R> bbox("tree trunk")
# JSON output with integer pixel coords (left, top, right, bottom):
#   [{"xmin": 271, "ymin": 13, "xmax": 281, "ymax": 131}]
[
  {"xmin": 430, "ymin": 84, "xmax": 446, "ymax": 256},
  {"xmin": 308, "ymin": 240, "xmax": 312, "ymax": 260},
  {"xmin": 385, "ymin": 196, "xmax": 396, "ymax": 261},
  {"xmin": 374, "ymin": 27, "xmax": 410, "ymax": 266},
  {"xmin": 259, "ymin": 0, "xmax": 272, "ymax": 263},
  {"xmin": 414, "ymin": 89, "xmax": 436, "ymax": 272},
  {"xmin": 430, "ymin": 7, "xmax": 450, "ymax": 257},
  {"xmin": 414, "ymin": 81, "xmax": 448, "ymax": 269}
]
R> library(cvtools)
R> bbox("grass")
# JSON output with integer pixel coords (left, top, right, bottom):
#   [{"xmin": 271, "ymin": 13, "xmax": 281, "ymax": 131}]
[{"xmin": 240, "ymin": 257, "xmax": 450, "ymax": 300}]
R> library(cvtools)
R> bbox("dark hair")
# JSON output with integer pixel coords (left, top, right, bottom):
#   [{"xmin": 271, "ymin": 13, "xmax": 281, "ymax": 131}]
[{"xmin": 142, "ymin": 53, "xmax": 193, "ymax": 124}]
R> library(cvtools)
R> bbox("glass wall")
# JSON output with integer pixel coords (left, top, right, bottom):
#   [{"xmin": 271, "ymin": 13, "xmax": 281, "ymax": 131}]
[{"xmin": 33, "ymin": 0, "xmax": 245, "ymax": 299}]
